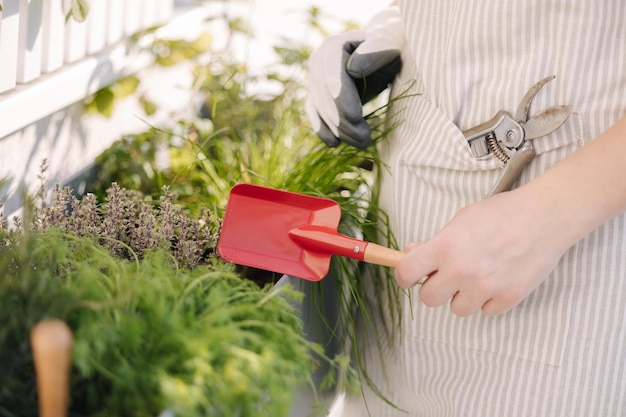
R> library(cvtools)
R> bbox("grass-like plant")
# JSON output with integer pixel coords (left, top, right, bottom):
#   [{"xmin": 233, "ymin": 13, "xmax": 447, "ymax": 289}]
[
  {"xmin": 83, "ymin": 5, "xmax": 416, "ymax": 410},
  {"xmin": 0, "ymin": 185, "xmax": 359, "ymax": 417},
  {"xmin": 0, "ymin": 232, "xmax": 306, "ymax": 416}
]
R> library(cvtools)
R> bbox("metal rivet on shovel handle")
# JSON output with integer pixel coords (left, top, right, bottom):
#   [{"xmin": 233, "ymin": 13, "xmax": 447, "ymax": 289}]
[{"xmin": 217, "ymin": 183, "xmax": 404, "ymax": 281}]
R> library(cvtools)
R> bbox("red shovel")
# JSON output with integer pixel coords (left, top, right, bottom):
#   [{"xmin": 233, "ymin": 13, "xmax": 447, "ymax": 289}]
[{"xmin": 217, "ymin": 183, "xmax": 403, "ymax": 281}]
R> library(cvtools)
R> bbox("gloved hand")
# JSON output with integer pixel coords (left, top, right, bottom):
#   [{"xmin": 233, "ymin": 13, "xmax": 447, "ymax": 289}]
[{"xmin": 305, "ymin": 6, "xmax": 405, "ymax": 148}]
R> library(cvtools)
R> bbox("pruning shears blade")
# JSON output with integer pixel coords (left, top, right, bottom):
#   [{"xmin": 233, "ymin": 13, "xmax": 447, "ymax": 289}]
[
  {"xmin": 514, "ymin": 75, "xmax": 556, "ymax": 121},
  {"xmin": 523, "ymin": 105, "xmax": 572, "ymax": 140}
]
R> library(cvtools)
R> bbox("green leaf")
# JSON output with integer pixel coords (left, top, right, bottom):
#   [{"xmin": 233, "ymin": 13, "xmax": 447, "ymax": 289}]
[
  {"xmin": 70, "ymin": 0, "xmax": 90, "ymax": 23},
  {"xmin": 140, "ymin": 97, "xmax": 158, "ymax": 116},
  {"xmin": 0, "ymin": 5, "xmax": 3, "ymax": 12},
  {"xmin": 94, "ymin": 88, "xmax": 115, "ymax": 117},
  {"xmin": 113, "ymin": 76, "xmax": 140, "ymax": 99}
]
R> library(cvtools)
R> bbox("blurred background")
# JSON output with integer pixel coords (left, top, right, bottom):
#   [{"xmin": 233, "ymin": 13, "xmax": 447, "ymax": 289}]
[{"xmin": 0, "ymin": 0, "xmax": 389, "ymax": 215}]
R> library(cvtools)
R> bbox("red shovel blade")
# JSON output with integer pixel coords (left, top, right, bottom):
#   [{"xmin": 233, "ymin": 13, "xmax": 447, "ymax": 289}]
[
  {"xmin": 217, "ymin": 183, "xmax": 364, "ymax": 281},
  {"xmin": 218, "ymin": 183, "xmax": 404, "ymax": 281}
]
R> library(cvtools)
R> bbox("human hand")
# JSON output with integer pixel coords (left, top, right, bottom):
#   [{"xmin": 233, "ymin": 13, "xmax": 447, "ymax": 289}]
[
  {"xmin": 305, "ymin": 7, "xmax": 404, "ymax": 148},
  {"xmin": 395, "ymin": 191, "xmax": 572, "ymax": 316}
]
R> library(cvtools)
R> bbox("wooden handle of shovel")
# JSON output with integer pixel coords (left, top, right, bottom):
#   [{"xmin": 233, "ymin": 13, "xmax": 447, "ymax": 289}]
[
  {"xmin": 364, "ymin": 242, "xmax": 404, "ymax": 268},
  {"xmin": 31, "ymin": 319, "xmax": 73, "ymax": 417},
  {"xmin": 289, "ymin": 225, "xmax": 405, "ymax": 269}
]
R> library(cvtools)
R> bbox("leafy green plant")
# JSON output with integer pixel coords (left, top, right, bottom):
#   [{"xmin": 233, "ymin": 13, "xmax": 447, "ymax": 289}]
[
  {"xmin": 83, "ymin": 31, "xmax": 213, "ymax": 118},
  {"xmin": 0, "ymin": 186, "xmax": 358, "ymax": 417},
  {"xmin": 0, "ymin": 232, "xmax": 307, "ymax": 416},
  {"xmin": 84, "ymin": 4, "xmax": 413, "ymax": 408},
  {"xmin": 66, "ymin": 0, "xmax": 90, "ymax": 23},
  {"xmin": 0, "ymin": 2, "xmax": 84, "ymax": 15},
  {"xmin": 83, "ymin": 76, "xmax": 141, "ymax": 118}
]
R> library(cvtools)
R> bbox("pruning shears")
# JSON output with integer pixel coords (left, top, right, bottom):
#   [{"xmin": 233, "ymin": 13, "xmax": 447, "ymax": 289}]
[{"xmin": 463, "ymin": 75, "xmax": 572, "ymax": 197}]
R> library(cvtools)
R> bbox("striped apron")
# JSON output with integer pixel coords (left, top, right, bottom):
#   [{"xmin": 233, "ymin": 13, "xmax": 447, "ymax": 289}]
[{"xmin": 340, "ymin": 1, "xmax": 626, "ymax": 416}]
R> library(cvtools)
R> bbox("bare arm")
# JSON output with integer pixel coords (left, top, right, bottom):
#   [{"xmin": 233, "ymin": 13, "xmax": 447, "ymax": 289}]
[
  {"xmin": 395, "ymin": 114, "xmax": 626, "ymax": 316},
  {"xmin": 523, "ymin": 115, "xmax": 626, "ymax": 246}
]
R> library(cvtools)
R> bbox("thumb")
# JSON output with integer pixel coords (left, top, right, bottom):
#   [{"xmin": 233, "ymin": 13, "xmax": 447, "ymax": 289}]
[
  {"xmin": 346, "ymin": 37, "xmax": 401, "ymax": 78},
  {"xmin": 347, "ymin": 43, "xmax": 401, "ymax": 104},
  {"xmin": 395, "ymin": 241, "xmax": 440, "ymax": 289}
]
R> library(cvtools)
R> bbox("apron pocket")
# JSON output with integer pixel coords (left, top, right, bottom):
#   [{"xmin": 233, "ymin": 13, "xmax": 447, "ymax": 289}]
[
  {"xmin": 389, "ymin": 100, "xmax": 585, "ymax": 367},
  {"xmin": 403, "ymin": 245, "xmax": 578, "ymax": 367}
]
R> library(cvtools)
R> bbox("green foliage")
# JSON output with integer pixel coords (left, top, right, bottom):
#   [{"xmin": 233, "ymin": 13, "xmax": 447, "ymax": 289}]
[
  {"xmin": 0, "ymin": 227, "xmax": 316, "ymax": 417},
  {"xmin": 82, "ymin": 28, "xmax": 211, "ymax": 118},
  {"xmin": 91, "ymin": 129, "xmax": 172, "ymax": 200},
  {"xmin": 88, "ymin": 12, "xmax": 360, "ymax": 212},
  {"xmin": 0, "ymin": 175, "xmax": 360, "ymax": 416},
  {"xmin": 84, "ymin": 76, "xmax": 140, "ymax": 118},
  {"xmin": 140, "ymin": 95, "xmax": 159, "ymax": 116},
  {"xmin": 83, "ymin": 29, "xmax": 213, "ymax": 118},
  {"xmin": 84, "ymin": 5, "xmax": 408, "ymax": 407},
  {"xmin": 152, "ymin": 33, "xmax": 213, "ymax": 67},
  {"xmin": 66, "ymin": 0, "xmax": 90, "ymax": 23}
]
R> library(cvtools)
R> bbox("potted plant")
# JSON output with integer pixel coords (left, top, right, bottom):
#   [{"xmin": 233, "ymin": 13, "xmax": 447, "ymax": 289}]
[
  {"xmin": 0, "ymin": 180, "xmax": 355, "ymax": 416},
  {"xmin": 0, "ymin": 6, "xmax": 409, "ymax": 415},
  {"xmin": 83, "ymin": 10, "xmax": 408, "ymax": 413}
]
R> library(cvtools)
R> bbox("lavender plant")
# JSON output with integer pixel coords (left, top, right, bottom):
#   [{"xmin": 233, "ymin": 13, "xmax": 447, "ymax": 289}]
[{"xmin": 6, "ymin": 178, "xmax": 221, "ymax": 271}]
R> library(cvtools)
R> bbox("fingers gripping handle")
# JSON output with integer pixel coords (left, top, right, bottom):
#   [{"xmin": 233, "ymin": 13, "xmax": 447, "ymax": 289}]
[{"xmin": 31, "ymin": 319, "xmax": 73, "ymax": 417}]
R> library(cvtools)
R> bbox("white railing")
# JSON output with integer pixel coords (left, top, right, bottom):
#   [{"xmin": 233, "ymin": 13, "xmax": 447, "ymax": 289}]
[
  {"xmin": 0, "ymin": 0, "xmax": 174, "ymax": 94},
  {"xmin": 0, "ymin": 0, "xmax": 179, "ymax": 142},
  {"xmin": 0, "ymin": 0, "xmax": 206, "ymax": 217}
]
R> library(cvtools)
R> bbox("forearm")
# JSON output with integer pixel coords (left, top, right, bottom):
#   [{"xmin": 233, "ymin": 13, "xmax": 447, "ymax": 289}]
[{"xmin": 518, "ymin": 115, "xmax": 626, "ymax": 249}]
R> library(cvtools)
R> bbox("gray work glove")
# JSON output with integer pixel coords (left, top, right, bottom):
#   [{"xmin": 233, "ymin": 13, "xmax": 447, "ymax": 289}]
[{"xmin": 305, "ymin": 7, "xmax": 405, "ymax": 148}]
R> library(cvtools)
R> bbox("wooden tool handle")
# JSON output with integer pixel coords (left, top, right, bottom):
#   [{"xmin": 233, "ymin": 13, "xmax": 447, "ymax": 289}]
[
  {"xmin": 31, "ymin": 319, "xmax": 73, "ymax": 417},
  {"xmin": 363, "ymin": 242, "xmax": 404, "ymax": 268}
]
